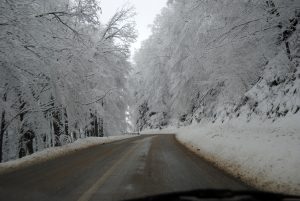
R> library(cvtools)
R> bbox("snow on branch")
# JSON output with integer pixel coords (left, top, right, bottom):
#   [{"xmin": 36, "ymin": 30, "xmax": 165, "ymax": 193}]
[
  {"xmin": 101, "ymin": 6, "xmax": 137, "ymax": 47},
  {"xmin": 76, "ymin": 88, "xmax": 119, "ymax": 106},
  {"xmin": 35, "ymin": 12, "xmax": 79, "ymax": 35}
]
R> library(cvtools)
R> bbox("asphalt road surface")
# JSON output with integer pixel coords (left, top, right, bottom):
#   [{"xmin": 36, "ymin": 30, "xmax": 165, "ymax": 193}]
[{"xmin": 0, "ymin": 135, "xmax": 250, "ymax": 201}]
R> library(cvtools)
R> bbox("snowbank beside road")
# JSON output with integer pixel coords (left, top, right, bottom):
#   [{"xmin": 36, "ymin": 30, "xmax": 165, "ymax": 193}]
[
  {"xmin": 140, "ymin": 113, "xmax": 300, "ymax": 196},
  {"xmin": 176, "ymin": 115, "xmax": 300, "ymax": 195},
  {"xmin": 0, "ymin": 135, "xmax": 137, "ymax": 175}
]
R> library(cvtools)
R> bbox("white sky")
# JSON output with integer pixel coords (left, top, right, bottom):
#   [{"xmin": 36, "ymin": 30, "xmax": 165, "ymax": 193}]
[{"xmin": 99, "ymin": 0, "xmax": 168, "ymax": 57}]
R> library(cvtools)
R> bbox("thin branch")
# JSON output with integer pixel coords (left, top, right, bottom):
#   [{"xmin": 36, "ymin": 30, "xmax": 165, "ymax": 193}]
[
  {"xmin": 23, "ymin": 45, "xmax": 41, "ymax": 58},
  {"xmin": 206, "ymin": 18, "xmax": 262, "ymax": 48},
  {"xmin": 76, "ymin": 88, "xmax": 118, "ymax": 106},
  {"xmin": 35, "ymin": 11, "xmax": 79, "ymax": 35},
  {"xmin": 52, "ymin": 13, "xmax": 79, "ymax": 35},
  {"xmin": 35, "ymin": 11, "xmax": 69, "ymax": 18}
]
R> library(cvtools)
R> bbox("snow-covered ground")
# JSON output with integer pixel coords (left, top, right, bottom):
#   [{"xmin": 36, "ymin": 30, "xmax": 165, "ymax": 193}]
[
  {"xmin": 143, "ymin": 114, "xmax": 300, "ymax": 195},
  {"xmin": 0, "ymin": 135, "xmax": 137, "ymax": 175}
]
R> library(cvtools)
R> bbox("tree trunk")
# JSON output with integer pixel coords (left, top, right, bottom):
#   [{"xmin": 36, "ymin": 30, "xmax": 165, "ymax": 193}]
[
  {"xmin": 0, "ymin": 88, "xmax": 7, "ymax": 162},
  {"xmin": 53, "ymin": 109, "xmax": 61, "ymax": 146},
  {"xmin": 285, "ymin": 41, "xmax": 292, "ymax": 61},
  {"xmin": 63, "ymin": 108, "xmax": 69, "ymax": 137},
  {"xmin": 99, "ymin": 117, "xmax": 104, "ymax": 137},
  {"xmin": 0, "ymin": 110, "xmax": 5, "ymax": 162},
  {"xmin": 94, "ymin": 115, "xmax": 98, "ymax": 137}
]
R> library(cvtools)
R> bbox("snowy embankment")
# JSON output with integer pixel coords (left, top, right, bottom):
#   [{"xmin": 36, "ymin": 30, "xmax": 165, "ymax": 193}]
[
  {"xmin": 0, "ymin": 135, "xmax": 137, "ymax": 175},
  {"xmin": 143, "ymin": 115, "xmax": 300, "ymax": 195}
]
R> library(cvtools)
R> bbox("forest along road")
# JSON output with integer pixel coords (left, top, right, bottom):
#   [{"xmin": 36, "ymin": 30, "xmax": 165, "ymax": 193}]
[{"xmin": 0, "ymin": 135, "xmax": 250, "ymax": 201}]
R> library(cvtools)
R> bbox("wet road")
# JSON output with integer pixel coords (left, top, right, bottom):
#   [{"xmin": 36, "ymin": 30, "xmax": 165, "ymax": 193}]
[{"xmin": 0, "ymin": 135, "xmax": 250, "ymax": 201}]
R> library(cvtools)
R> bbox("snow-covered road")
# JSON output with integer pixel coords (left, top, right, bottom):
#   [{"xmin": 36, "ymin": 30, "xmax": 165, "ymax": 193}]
[{"xmin": 0, "ymin": 135, "xmax": 249, "ymax": 201}]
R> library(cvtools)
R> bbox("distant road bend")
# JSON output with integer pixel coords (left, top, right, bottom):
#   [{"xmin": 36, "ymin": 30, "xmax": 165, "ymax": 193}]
[{"xmin": 0, "ymin": 135, "xmax": 249, "ymax": 201}]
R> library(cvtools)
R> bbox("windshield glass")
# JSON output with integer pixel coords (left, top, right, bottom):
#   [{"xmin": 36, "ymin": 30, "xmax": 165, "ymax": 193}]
[{"xmin": 0, "ymin": 0, "xmax": 299, "ymax": 201}]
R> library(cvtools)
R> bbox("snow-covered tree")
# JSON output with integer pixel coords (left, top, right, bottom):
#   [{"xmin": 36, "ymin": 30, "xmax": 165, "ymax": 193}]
[
  {"xmin": 131, "ymin": 0, "xmax": 300, "ymax": 130},
  {"xmin": 0, "ymin": 0, "xmax": 136, "ymax": 162}
]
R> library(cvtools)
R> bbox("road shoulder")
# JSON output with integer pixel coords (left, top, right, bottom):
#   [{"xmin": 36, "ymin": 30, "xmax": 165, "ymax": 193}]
[{"xmin": 0, "ymin": 135, "xmax": 138, "ymax": 175}]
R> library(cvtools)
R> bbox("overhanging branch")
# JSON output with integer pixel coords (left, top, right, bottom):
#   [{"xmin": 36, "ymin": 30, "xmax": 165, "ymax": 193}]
[{"xmin": 76, "ymin": 88, "xmax": 119, "ymax": 106}]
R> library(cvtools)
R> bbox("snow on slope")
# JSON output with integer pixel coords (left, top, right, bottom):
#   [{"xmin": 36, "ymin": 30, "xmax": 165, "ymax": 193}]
[
  {"xmin": 143, "ymin": 115, "xmax": 300, "ymax": 195},
  {"xmin": 0, "ymin": 135, "xmax": 137, "ymax": 175}
]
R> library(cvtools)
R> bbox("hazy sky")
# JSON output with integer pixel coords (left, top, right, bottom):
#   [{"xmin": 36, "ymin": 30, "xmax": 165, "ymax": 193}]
[{"xmin": 100, "ymin": 0, "xmax": 168, "ymax": 57}]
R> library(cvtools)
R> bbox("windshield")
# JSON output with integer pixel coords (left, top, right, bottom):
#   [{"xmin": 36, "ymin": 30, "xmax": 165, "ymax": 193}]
[{"xmin": 0, "ymin": 0, "xmax": 299, "ymax": 201}]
